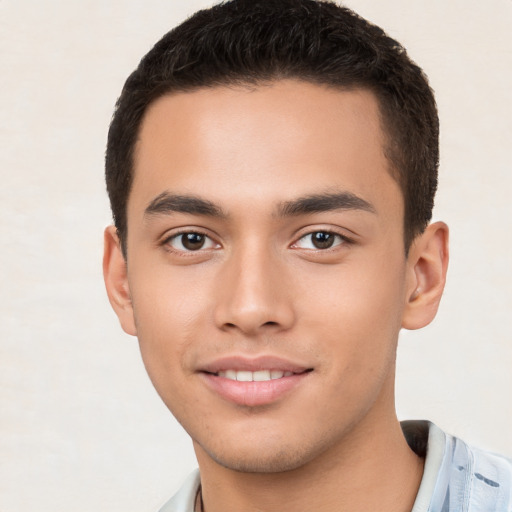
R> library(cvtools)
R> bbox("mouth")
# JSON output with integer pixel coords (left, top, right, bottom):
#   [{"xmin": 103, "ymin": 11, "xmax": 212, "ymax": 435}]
[
  {"xmin": 199, "ymin": 356, "xmax": 313, "ymax": 407},
  {"xmin": 213, "ymin": 369, "xmax": 296, "ymax": 381}
]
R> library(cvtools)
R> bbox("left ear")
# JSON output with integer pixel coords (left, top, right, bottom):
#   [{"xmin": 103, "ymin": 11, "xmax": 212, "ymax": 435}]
[{"xmin": 402, "ymin": 221, "xmax": 449, "ymax": 330}]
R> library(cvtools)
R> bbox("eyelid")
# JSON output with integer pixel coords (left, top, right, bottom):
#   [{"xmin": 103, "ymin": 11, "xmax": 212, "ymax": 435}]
[
  {"xmin": 290, "ymin": 227, "xmax": 355, "ymax": 250},
  {"xmin": 158, "ymin": 225, "xmax": 355, "ymax": 254},
  {"xmin": 160, "ymin": 227, "xmax": 221, "ymax": 253}
]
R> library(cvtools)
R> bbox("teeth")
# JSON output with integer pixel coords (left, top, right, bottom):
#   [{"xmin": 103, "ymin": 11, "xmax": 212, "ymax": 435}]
[
  {"xmin": 217, "ymin": 370, "xmax": 294, "ymax": 381},
  {"xmin": 253, "ymin": 370, "xmax": 271, "ymax": 381},
  {"xmin": 236, "ymin": 370, "xmax": 253, "ymax": 382},
  {"xmin": 225, "ymin": 370, "xmax": 237, "ymax": 380}
]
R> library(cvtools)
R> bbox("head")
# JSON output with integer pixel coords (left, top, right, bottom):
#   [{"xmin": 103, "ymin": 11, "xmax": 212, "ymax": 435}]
[
  {"xmin": 106, "ymin": 0, "xmax": 439, "ymax": 256},
  {"xmin": 104, "ymin": 0, "xmax": 448, "ymax": 476}
]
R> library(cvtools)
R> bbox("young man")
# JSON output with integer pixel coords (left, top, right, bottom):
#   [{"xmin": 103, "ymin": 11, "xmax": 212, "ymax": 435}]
[{"xmin": 103, "ymin": 1, "xmax": 512, "ymax": 510}]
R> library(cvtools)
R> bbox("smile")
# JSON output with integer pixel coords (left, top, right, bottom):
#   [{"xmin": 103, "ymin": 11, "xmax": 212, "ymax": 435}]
[
  {"xmin": 200, "ymin": 357, "xmax": 312, "ymax": 406},
  {"xmin": 199, "ymin": 355, "xmax": 313, "ymax": 406},
  {"xmin": 217, "ymin": 370, "xmax": 295, "ymax": 381}
]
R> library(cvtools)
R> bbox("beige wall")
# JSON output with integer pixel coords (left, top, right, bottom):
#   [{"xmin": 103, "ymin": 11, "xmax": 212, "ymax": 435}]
[{"xmin": 1, "ymin": 1, "xmax": 511, "ymax": 510}]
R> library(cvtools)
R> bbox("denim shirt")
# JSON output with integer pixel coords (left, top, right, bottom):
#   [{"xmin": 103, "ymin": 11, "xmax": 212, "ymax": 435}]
[
  {"xmin": 405, "ymin": 420, "xmax": 512, "ymax": 511},
  {"xmin": 160, "ymin": 421, "xmax": 512, "ymax": 512}
]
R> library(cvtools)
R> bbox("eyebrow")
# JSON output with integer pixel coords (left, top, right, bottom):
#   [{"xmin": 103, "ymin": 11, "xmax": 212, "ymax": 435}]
[
  {"xmin": 144, "ymin": 192, "xmax": 226, "ymax": 218},
  {"xmin": 277, "ymin": 192, "xmax": 376, "ymax": 217},
  {"xmin": 144, "ymin": 190, "xmax": 375, "ymax": 220}
]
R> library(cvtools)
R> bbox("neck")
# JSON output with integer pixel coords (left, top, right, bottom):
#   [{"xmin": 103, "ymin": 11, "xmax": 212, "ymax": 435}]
[{"xmin": 194, "ymin": 403, "xmax": 424, "ymax": 512}]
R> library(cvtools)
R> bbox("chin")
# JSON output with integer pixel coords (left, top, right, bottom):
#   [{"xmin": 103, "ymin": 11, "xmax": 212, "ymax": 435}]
[{"xmin": 198, "ymin": 439, "xmax": 321, "ymax": 474}]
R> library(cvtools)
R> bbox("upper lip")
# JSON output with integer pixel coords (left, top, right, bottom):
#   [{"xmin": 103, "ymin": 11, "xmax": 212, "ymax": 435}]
[{"xmin": 199, "ymin": 355, "xmax": 312, "ymax": 374}]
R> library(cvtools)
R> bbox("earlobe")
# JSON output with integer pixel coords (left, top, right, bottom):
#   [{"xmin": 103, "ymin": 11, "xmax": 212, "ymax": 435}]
[
  {"xmin": 402, "ymin": 222, "xmax": 449, "ymax": 330},
  {"xmin": 103, "ymin": 226, "xmax": 137, "ymax": 336}
]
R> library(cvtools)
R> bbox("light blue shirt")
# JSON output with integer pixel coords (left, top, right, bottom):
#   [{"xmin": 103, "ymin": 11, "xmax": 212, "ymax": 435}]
[
  {"xmin": 408, "ymin": 421, "xmax": 512, "ymax": 511},
  {"xmin": 159, "ymin": 421, "xmax": 512, "ymax": 511}
]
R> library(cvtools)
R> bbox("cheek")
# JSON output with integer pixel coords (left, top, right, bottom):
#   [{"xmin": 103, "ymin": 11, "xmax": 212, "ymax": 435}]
[
  {"xmin": 297, "ymin": 251, "xmax": 406, "ymax": 365},
  {"xmin": 131, "ymin": 259, "xmax": 211, "ymax": 331},
  {"xmin": 132, "ymin": 294, "xmax": 203, "ymax": 424},
  {"xmin": 128, "ymin": 267, "xmax": 212, "ymax": 384}
]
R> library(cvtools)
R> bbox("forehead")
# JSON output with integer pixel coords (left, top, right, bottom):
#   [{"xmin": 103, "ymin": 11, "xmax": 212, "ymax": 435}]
[{"xmin": 130, "ymin": 80, "xmax": 401, "ymax": 220}]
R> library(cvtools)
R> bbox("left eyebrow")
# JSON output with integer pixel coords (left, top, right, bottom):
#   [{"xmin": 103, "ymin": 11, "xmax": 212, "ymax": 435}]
[{"xmin": 276, "ymin": 192, "xmax": 376, "ymax": 217}]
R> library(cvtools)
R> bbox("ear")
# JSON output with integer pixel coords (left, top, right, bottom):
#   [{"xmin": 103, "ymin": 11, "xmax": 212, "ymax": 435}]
[
  {"xmin": 401, "ymin": 221, "xmax": 449, "ymax": 330},
  {"xmin": 103, "ymin": 225, "xmax": 137, "ymax": 336}
]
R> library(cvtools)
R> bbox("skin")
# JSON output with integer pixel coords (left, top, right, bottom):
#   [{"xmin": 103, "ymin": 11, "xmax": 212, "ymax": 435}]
[{"xmin": 104, "ymin": 80, "xmax": 449, "ymax": 512}]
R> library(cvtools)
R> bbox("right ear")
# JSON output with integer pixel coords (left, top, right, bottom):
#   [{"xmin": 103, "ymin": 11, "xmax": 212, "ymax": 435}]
[{"xmin": 103, "ymin": 226, "xmax": 137, "ymax": 336}]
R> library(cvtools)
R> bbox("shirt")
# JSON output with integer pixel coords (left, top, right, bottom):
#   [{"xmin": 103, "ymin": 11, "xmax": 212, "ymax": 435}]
[{"xmin": 158, "ymin": 421, "xmax": 512, "ymax": 512}]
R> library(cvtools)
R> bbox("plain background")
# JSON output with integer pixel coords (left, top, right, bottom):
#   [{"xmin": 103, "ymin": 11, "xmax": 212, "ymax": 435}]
[{"xmin": 1, "ymin": 1, "xmax": 511, "ymax": 511}]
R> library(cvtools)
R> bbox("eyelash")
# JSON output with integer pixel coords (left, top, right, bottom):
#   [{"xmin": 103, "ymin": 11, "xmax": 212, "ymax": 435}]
[
  {"xmin": 162, "ymin": 229, "xmax": 219, "ymax": 254},
  {"xmin": 292, "ymin": 230, "xmax": 353, "ymax": 251},
  {"xmin": 161, "ymin": 229, "xmax": 354, "ymax": 255}
]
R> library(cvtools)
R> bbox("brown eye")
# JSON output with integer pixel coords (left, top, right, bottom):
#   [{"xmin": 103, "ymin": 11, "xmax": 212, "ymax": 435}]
[
  {"xmin": 181, "ymin": 233, "xmax": 205, "ymax": 250},
  {"xmin": 167, "ymin": 232, "xmax": 217, "ymax": 252},
  {"xmin": 312, "ymin": 232, "xmax": 335, "ymax": 249},
  {"xmin": 294, "ymin": 231, "xmax": 346, "ymax": 250}
]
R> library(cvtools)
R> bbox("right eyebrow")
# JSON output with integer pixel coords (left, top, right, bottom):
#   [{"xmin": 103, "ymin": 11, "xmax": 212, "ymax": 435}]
[{"xmin": 144, "ymin": 192, "xmax": 227, "ymax": 218}]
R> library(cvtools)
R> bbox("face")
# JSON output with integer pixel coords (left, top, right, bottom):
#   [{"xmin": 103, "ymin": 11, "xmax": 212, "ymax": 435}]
[{"xmin": 112, "ymin": 81, "xmax": 418, "ymax": 473}]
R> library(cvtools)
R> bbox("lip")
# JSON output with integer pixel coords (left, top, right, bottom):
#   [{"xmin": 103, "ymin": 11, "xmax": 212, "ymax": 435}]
[
  {"xmin": 200, "ymin": 355, "xmax": 310, "ymax": 374},
  {"xmin": 198, "ymin": 355, "xmax": 312, "ymax": 407}
]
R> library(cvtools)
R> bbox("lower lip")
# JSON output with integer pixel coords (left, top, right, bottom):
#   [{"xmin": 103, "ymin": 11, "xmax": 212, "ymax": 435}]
[{"xmin": 200, "ymin": 372, "xmax": 310, "ymax": 407}]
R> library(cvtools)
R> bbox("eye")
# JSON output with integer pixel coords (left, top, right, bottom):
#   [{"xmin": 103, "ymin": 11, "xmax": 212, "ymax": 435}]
[
  {"xmin": 166, "ymin": 232, "xmax": 218, "ymax": 252},
  {"xmin": 294, "ymin": 231, "xmax": 346, "ymax": 250}
]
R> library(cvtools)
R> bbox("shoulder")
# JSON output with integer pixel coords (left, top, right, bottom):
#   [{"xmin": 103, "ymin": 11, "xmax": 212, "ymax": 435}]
[
  {"xmin": 460, "ymin": 439, "xmax": 512, "ymax": 511},
  {"xmin": 408, "ymin": 420, "xmax": 512, "ymax": 512},
  {"xmin": 158, "ymin": 470, "xmax": 200, "ymax": 512}
]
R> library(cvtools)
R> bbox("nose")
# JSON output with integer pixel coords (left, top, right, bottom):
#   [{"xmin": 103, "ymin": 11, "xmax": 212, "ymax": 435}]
[{"xmin": 213, "ymin": 243, "xmax": 295, "ymax": 336}]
